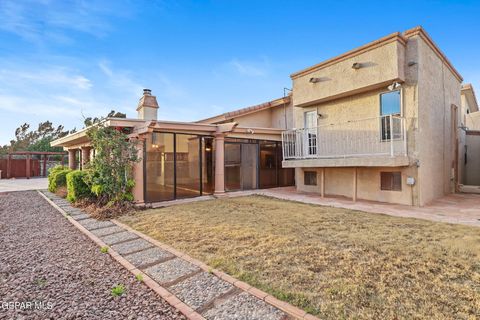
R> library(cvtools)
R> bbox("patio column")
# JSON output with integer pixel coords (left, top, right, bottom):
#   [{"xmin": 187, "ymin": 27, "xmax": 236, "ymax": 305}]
[
  {"xmin": 42, "ymin": 154, "xmax": 47, "ymax": 177},
  {"xmin": 68, "ymin": 149, "xmax": 76, "ymax": 170},
  {"xmin": 132, "ymin": 136, "xmax": 145, "ymax": 204},
  {"xmin": 214, "ymin": 133, "xmax": 225, "ymax": 195},
  {"xmin": 81, "ymin": 147, "xmax": 91, "ymax": 168}
]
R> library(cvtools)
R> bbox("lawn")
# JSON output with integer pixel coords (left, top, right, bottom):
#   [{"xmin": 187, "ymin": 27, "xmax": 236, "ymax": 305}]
[{"xmin": 119, "ymin": 195, "xmax": 480, "ymax": 319}]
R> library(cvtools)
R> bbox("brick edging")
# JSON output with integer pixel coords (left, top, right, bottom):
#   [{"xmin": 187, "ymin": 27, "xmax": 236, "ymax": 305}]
[
  {"xmin": 112, "ymin": 219, "xmax": 320, "ymax": 320},
  {"xmin": 37, "ymin": 191, "xmax": 205, "ymax": 320}
]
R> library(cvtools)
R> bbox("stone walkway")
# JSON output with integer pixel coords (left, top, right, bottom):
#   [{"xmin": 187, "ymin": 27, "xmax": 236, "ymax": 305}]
[{"xmin": 40, "ymin": 191, "xmax": 310, "ymax": 320}]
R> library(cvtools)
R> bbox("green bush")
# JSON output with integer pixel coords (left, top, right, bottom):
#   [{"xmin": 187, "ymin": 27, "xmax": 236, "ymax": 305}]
[
  {"xmin": 48, "ymin": 166, "xmax": 72, "ymax": 192},
  {"xmin": 66, "ymin": 170, "xmax": 92, "ymax": 202}
]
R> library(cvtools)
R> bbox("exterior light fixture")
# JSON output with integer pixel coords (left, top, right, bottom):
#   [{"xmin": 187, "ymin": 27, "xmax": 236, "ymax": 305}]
[
  {"xmin": 352, "ymin": 62, "xmax": 362, "ymax": 69},
  {"xmin": 309, "ymin": 77, "xmax": 322, "ymax": 83},
  {"xmin": 388, "ymin": 81, "xmax": 402, "ymax": 91}
]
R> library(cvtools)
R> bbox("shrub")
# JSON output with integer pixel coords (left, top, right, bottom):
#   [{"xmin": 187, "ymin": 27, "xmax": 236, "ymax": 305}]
[
  {"xmin": 48, "ymin": 166, "xmax": 72, "ymax": 193},
  {"xmin": 85, "ymin": 126, "xmax": 139, "ymax": 203},
  {"xmin": 66, "ymin": 170, "xmax": 92, "ymax": 202}
]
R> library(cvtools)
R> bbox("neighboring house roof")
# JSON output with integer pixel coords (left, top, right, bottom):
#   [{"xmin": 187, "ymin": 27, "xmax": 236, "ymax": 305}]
[
  {"xmin": 461, "ymin": 83, "xmax": 479, "ymax": 112},
  {"xmin": 290, "ymin": 26, "xmax": 463, "ymax": 82},
  {"xmin": 197, "ymin": 95, "xmax": 291, "ymax": 124}
]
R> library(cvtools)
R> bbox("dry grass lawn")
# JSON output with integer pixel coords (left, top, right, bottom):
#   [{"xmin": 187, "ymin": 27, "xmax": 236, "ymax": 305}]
[{"xmin": 119, "ymin": 196, "xmax": 480, "ymax": 319}]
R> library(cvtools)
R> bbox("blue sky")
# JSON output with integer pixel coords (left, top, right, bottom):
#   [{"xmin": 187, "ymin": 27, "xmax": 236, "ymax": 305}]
[{"xmin": 0, "ymin": 0, "xmax": 479, "ymax": 144}]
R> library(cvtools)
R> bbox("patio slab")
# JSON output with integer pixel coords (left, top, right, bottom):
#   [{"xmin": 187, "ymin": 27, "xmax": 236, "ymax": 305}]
[{"xmin": 247, "ymin": 187, "xmax": 480, "ymax": 227}]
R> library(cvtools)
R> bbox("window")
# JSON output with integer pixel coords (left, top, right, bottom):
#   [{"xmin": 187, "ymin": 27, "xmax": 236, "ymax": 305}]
[
  {"xmin": 304, "ymin": 171, "xmax": 317, "ymax": 186},
  {"xmin": 380, "ymin": 90, "xmax": 401, "ymax": 140},
  {"xmin": 380, "ymin": 172, "xmax": 402, "ymax": 191}
]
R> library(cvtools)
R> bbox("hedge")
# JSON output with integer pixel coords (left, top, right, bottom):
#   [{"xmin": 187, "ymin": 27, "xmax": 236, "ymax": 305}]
[
  {"xmin": 66, "ymin": 170, "xmax": 92, "ymax": 202},
  {"xmin": 48, "ymin": 166, "xmax": 72, "ymax": 193}
]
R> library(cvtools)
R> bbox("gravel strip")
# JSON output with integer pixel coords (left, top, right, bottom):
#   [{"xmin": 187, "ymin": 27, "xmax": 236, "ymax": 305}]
[
  {"xmin": 111, "ymin": 238, "xmax": 153, "ymax": 255},
  {"xmin": 203, "ymin": 292, "xmax": 287, "ymax": 320},
  {"xmin": 170, "ymin": 272, "xmax": 234, "ymax": 310},
  {"xmin": 90, "ymin": 225, "xmax": 126, "ymax": 237},
  {"xmin": 0, "ymin": 191, "xmax": 185, "ymax": 320},
  {"xmin": 124, "ymin": 247, "xmax": 175, "ymax": 268},
  {"xmin": 101, "ymin": 231, "xmax": 139, "ymax": 246},
  {"xmin": 144, "ymin": 258, "xmax": 200, "ymax": 286}
]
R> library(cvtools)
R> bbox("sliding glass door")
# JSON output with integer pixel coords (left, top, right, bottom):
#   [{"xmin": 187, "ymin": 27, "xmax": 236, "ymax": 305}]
[{"xmin": 145, "ymin": 132, "xmax": 214, "ymax": 202}]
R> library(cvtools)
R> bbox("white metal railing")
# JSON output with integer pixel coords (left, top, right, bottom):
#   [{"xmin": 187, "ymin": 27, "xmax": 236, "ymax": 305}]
[{"xmin": 282, "ymin": 115, "xmax": 407, "ymax": 160}]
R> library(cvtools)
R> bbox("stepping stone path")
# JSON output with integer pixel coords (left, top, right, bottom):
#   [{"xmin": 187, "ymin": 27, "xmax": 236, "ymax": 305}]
[{"xmin": 40, "ymin": 190, "xmax": 295, "ymax": 320}]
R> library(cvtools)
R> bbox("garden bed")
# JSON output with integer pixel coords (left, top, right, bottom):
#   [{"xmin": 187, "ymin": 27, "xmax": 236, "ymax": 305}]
[{"xmin": 119, "ymin": 195, "xmax": 480, "ymax": 319}]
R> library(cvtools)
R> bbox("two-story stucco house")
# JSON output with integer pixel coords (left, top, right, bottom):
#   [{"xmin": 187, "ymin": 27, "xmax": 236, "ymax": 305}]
[
  {"xmin": 52, "ymin": 26, "xmax": 474, "ymax": 206},
  {"xmin": 282, "ymin": 26, "xmax": 468, "ymax": 206}
]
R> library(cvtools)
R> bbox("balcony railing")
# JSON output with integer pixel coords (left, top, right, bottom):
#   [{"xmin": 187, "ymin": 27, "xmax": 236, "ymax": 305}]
[{"xmin": 282, "ymin": 115, "xmax": 407, "ymax": 160}]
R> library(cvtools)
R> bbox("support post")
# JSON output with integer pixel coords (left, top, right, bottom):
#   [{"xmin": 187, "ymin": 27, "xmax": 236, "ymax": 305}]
[
  {"xmin": 68, "ymin": 149, "xmax": 76, "ymax": 170},
  {"xmin": 43, "ymin": 154, "xmax": 47, "ymax": 177},
  {"xmin": 214, "ymin": 133, "xmax": 225, "ymax": 195},
  {"xmin": 320, "ymin": 168, "xmax": 325, "ymax": 198},
  {"xmin": 7, "ymin": 153, "xmax": 11, "ymax": 179},
  {"xmin": 81, "ymin": 147, "xmax": 91, "ymax": 168},
  {"xmin": 26, "ymin": 154, "xmax": 31, "ymax": 179},
  {"xmin": 352, "ymin": 167, "xmax": 357, "ymax": 202}
]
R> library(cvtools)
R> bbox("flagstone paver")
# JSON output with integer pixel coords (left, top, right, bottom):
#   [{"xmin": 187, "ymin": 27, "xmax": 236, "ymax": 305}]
[
  {"xmin": 101, "ymin": 231, "xmax": 139, "ymax": 245},
  {"xmin": 90, "ymin": 225, "xmax": 126, "ymax": 237},
  {"xmin": 124, "ymin": 246, "xmax": 175, "ymax": 268},
  {"xmin": 39, "ymin": 190, "xmax": 303, "ymax": 320},
  {"xmin": 111, "ymin": 238, "xmax": 153, "ymax": 255},
  {"xmin": 70, "ymin": 212, "xmax": 91, "ymax": 220},
  {"xmin": 170, "ymin": 272, "xmax": 234, "ymax": 311},
  {"xmin": 79, "ymin": 218, "xmax": 116, "ymax": 230},
  {"xmin": 145, "ymin": 258, "xmax": 201, "ymax": 286}
]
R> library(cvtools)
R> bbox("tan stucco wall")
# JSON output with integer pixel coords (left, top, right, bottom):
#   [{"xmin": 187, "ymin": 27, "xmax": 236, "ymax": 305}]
[
  {"xmin": 292, "ymin": 40, "xmax": 406, "ymax": 107},
  {"xmin": 466, "ymin": 111, "xmax": 480, "ymax": 130},
  {"xmin": 415, "ymin": 34, "xmax": 461, "ymax": 205},
  {"xmin": 229, "ymin": 102, "xmax": 294, "ymax": 130},
  {"xmin": 465, "ymin": 133, "xmax": 480, "ymax": 185},
  {"xmin": 295, "ymin": 166, "xmax": 417, "ymax": 205}
]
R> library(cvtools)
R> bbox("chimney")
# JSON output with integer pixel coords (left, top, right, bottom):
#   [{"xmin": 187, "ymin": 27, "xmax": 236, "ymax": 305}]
[{"xmin": 136, "ymin": 89, "xmax": 159, "ymax": 120}]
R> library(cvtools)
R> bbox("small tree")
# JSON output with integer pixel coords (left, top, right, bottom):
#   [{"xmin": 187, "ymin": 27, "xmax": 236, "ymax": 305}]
[{"xmin": 86, "ymin": 125, "xmax": 139, "ymax": 204}]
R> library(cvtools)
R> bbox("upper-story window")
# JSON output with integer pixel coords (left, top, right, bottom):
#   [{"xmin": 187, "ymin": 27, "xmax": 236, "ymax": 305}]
[
  {"xmin": 380, "ymin": 90, "xmax": 401, "ymax": 140},
  {"xmin": 304, "ymin": 111, "xmax": 317, "ymax": 155}
]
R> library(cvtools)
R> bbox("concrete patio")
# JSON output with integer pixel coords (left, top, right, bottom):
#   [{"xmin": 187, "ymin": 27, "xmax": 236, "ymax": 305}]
[{"xmin": 226, "ymin": 187, "xmax": 480, "ymax": 227}]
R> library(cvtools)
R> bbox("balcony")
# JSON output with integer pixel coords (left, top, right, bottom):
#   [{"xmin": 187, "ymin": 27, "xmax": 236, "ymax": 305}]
[{"xmin": 281, "ymin": 115, "xmax": 409, "ymax": 167}]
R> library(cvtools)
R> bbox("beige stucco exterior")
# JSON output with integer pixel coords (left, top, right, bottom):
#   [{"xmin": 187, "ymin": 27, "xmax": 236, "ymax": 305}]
[{"xmin": 285, "ymin": 27, "xmax": 464, "ymax": 206}]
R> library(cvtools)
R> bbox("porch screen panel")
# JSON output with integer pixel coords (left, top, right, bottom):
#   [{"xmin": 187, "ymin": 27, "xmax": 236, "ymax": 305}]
[
  {"xmin": 259, "ymin": 141, "xmax": 277, "ymax": 188},
  {"xmin": 145, "ymin": 132, "xmax": 175, "ymax": 202},
  {"xmin": 277, "ymin": 142, "xmax": 295, "ymax": 187},
  {"xmin": 225, "ymin": 143, "xmax": 241, "ymax": 191},
  {"xmin": 175, "ymin": 134, "xmax": 201, "ymax": 199}
]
